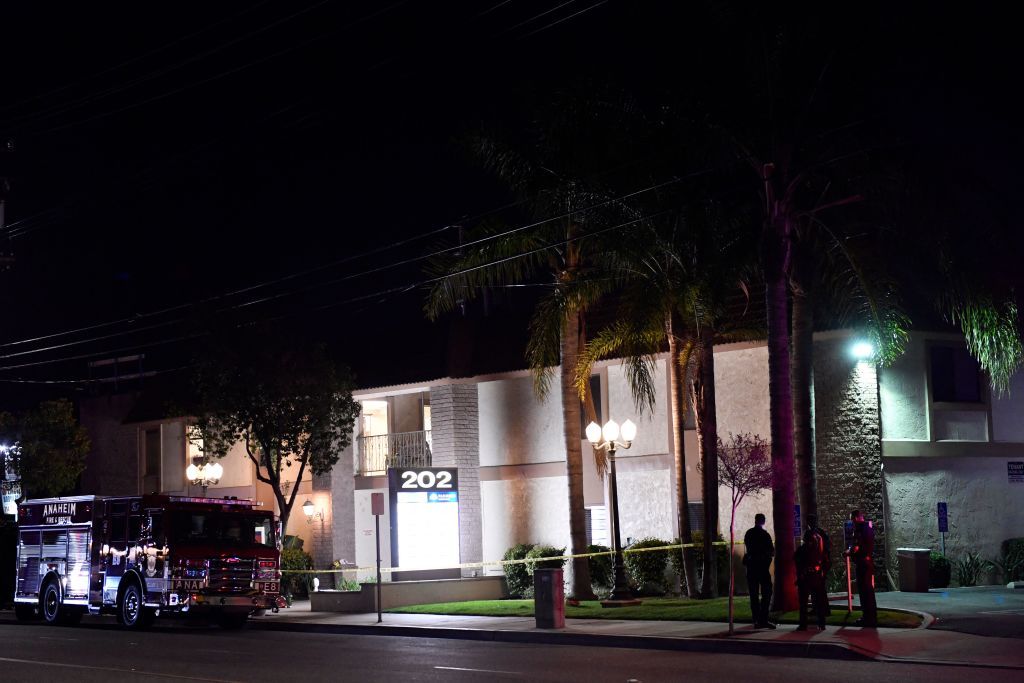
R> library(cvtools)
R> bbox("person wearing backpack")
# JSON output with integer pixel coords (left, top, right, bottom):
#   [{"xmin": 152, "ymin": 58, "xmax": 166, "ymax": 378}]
[{"xmin": 795, "ymin": 522, "xmax": 828, "ymax": 631}]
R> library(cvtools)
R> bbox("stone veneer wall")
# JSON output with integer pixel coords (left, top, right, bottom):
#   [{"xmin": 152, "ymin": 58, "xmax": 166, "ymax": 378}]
[
  {"xmin": 430, "ymin": 383, "xmax": 482, "ymax": 577},
  {"xmin": 813, "ymin": 336, "xmax": 887, "ymax": 579},
  {"xmin": 308, "ymin": 442, "xmax": 356, "ymax": 588}
]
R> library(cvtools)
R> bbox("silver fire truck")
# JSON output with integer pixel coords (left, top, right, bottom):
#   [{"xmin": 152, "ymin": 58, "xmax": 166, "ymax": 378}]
[{"xmin": 13, "ymin": 494, "xmax": 285, "ymax": 629}]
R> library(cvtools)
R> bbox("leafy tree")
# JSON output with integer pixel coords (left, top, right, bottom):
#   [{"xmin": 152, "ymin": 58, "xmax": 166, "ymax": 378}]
[
  {"xmin": 191, "ymin": 331, "xmax": 360, "ymax": 533},
  {"xmin": 714, "ymin": 433, "xmax": 772, "ymax": 634},
  {"xmin": 0, "ymin": 399, "xmax": 90, "ymax": 501}
]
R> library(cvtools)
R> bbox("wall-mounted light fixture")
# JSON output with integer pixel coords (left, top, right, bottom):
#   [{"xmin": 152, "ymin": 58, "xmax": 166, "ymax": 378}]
[{"xmin": 303, "ymin": 499, "xmax": 323, "ymax": 523}]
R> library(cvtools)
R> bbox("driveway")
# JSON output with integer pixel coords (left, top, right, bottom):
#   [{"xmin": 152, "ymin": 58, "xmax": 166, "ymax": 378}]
[{"xmin": 871, "ymin": 586, "xmax": 1024, "ymax": 638}]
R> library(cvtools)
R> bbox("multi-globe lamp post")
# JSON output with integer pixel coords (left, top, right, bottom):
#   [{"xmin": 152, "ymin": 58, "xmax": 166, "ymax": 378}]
[
  {"xmin": 585, "ymin": 417, "xmax": 642, "ymax": 606},
  {"xmin": 185, "ymin": 459, "xmax": 223, "ymax": 495}
]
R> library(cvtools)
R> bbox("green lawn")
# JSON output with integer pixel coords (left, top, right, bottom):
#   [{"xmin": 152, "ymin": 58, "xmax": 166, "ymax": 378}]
[{"xmin": 388, "ymin": 597, "xmax": 921, "ymax": 628}]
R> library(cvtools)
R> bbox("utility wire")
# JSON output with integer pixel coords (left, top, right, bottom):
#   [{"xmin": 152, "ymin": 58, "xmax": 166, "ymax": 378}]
[
  {"xmin": 0, "ymin": 203, "xmax": 674, "ymax": 374},
  {"xmin": 0, "ymin": 170, "xmax": 710, "ymax": 358}
]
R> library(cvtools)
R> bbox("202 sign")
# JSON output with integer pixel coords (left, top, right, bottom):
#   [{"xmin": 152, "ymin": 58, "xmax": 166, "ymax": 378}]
[{"xmin": 400, "ymin": 470, "xmax": 453, "ymax": 490}]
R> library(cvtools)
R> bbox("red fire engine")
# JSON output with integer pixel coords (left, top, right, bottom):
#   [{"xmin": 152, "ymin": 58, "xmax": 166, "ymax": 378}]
[{"xmin": 13, "ymin": 494, "xmax": 286, "ymax": 629}]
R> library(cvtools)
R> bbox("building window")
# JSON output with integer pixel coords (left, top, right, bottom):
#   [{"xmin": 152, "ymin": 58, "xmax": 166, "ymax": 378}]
[{"xmin": 930, "ymin": 346, "xmax": 982, "ymax": 403}]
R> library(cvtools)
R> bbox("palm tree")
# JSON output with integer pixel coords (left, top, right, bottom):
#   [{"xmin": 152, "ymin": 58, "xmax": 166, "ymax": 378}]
[
  {"xmin": 575, "ymin": 200, "xmax": 759, "ymax": 598},
  {"xmin": 426, "ymin": 90, "xmax": 648, "ymax": 599}
]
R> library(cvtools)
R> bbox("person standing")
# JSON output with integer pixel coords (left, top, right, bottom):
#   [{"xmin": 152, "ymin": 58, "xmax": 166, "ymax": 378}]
[
  {"xmin": 807, "ymin": 513, "xmax": 832, "ymax": 616},
  {"xmin": 796, "ymin": 521, "xmax": 828, "ymax": 631},
  {"xmin": 845, "ymin": 509, "xmax": 877, "ymax": 627},
  {"xmin": 743, "ymin": 513, "xmax": 775, "ymax": 629}
]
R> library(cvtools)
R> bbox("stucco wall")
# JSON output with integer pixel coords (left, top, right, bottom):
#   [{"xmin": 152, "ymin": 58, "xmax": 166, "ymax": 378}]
[
  {"xmin": 884, "ymin": 455, "xmax": 1024, "ymax": 564},
  {"xmin": 991, "ymin": 371, "xmax": 1024, "ymax": 443},
  {"xmin": 480, "ymin": 475, "xmax": 570, "ymax": 564},
  {"xmin": 606, "ymin": 361, "xmax": 668, "ymax": 457},
  {"xmin": 714, "ymin": 345, "xmax": 771, "ymax": 439},
  {"xmin": 478, "ymin": 376, "xmax": 564, "ymax": 467},
  {"xmin": 880, "ymin": 339, "xmax": 929, "ymax": 440}
]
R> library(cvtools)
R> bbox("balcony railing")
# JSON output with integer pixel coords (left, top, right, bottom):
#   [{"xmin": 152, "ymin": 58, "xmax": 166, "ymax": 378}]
[{"xmin": 357, "ymin": 430, "xmax": 432, "ymax": 475}]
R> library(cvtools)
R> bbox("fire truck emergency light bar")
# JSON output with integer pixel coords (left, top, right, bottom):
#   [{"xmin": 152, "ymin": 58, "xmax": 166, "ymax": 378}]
[{"xmin": 167, "ymin": 496, "xmax": 263, "ymax": 506}]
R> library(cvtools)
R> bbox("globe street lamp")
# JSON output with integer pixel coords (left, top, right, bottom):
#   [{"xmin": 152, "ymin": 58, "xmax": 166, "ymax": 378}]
[
  {"xmin": 186, "ymin": 459, "xmax": 223, "ymax": 495},
  {"xmin": 586, "ymin": 418, "xmax": 641, "ymax": 606}
]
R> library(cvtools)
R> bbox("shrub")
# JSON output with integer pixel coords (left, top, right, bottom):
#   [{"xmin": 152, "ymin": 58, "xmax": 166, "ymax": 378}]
[
  {"xmin": 955, "ymin": 552, "xmax": 993, "ymax": 587},
  {"xmin": 929, "ymin": 551, "xmax": 952, "ymax": 588},
  {"xmin": 685, "ymin": 530, "xmax": 731, "ymax": 596},
  {"xmin": 502, "ymin": 543, "xmax": 535, "ymax": 598},
  {"xmin": 587, "ymin": 544, "xmax": 614, "ymax": 592},
  {"xmin": 281, "ymin": 547, "xmax": 313, "ymax": 597},
  {"xmin": 525, "ymin": 545, "xmax": 566, "ymax": 573},
  {"xmin": 624, "ymin": 537, "xmax": 671, "ymax": 594},
  {"xmin": 998, "ymin": 538, "xmax": 1024, "ymax": 583}
]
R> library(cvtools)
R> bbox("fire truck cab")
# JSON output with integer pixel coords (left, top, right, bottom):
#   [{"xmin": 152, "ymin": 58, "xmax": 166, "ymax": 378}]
[{"xmin": 13, "ymin": 494, "xmax": 285, "ymax": 629}]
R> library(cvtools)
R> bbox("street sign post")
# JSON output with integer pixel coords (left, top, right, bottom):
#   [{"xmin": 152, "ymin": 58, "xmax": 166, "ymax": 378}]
[
  {"xmin": 371, "ymin": 492, "xmax": 385, "ymax": 623},
  {"xmin": 793, "ymin": 504, "xmax": 802, "ymax": 538}
]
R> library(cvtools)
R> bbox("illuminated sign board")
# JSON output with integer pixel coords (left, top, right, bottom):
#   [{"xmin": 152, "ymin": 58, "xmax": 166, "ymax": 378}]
[{"xmin": 388, "ymin": 468, "xmax": 460, "ymax": 571}]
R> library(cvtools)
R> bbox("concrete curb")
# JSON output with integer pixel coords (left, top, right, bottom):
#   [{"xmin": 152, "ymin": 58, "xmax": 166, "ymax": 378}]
[{"xmin": 247, "ymin": 618, "xmax": 875, "ymax": 662}]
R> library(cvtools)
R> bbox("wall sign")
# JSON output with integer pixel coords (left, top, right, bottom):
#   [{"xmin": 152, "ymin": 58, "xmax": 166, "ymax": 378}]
[
  {"xmin": 1009, "ymin": 462, "xmax": 1024, "ymax": 484},
  {"xmin": 388, "ymin": 468, "xmax": 460, "ymax": 571}
]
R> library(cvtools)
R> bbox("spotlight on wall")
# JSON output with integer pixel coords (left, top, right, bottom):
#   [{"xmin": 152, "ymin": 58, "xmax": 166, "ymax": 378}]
[{"xmin": 851, "ymin": 341, "xmax": 875, "ymax": 360}]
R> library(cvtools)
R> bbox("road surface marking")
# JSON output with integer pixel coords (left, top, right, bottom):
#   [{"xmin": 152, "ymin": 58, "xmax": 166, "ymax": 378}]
[
  {"xmin": 37, "ymin": 635, "xmax": 78, "ymax": 641},
  {"xmin": 0, "ymin": 655, "xmax": 241, "ymax": 682},
  {"xmin": 979, "ymin": 609, "xmax": 1024, "ymax": 615},
  {"xmin": 435, "ymin": 665, "xmax": 521, "ymax": 675}
]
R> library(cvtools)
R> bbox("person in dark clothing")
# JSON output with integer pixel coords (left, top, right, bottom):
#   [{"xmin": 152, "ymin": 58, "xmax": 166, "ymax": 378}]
[
  {"xmin": 845, "ymin": 509, "xmax": 877, "ymax": 627},
  {"xmin": 807, "ymin": 514, "xmax": 832, "ymax": 616},
  {"xmin": 743, "ymin": 513, "xmax": 775, "ymax": 629},
  {"xmin": 796, "ymin": 522, "xmax": 828, "ymax": 631}
]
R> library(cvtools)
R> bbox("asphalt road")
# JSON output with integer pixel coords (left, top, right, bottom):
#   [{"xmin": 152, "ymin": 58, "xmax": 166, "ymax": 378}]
[
  {"xmin": 871, "ymin": 587, "xmax": 1024, "ymax": 638},
  {"xmin": 0, "ymin": 619, "xmax": 1018, "ymax": 683}
]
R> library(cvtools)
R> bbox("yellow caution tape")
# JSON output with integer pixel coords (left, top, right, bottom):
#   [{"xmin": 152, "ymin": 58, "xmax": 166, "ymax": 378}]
[{"xmin": 280, "ymin": 540, "xmax": 744, "ymax": 575}]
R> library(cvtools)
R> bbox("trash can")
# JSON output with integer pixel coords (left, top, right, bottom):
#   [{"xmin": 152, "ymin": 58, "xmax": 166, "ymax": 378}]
[
  {"xmin": 897, "ymin": 547, "xmax": 931, "ymax": 592},
  {"xmin": 533, "ymin": 568, "xmax": 565, "ymax": 629}
]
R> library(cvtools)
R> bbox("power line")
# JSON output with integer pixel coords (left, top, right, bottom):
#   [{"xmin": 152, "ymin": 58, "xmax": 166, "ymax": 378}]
[
  {"xmin": 3, "ymin": 0, "xmax": 337, "ymax": 135},
  {"xmin": 0, "ymin": 0, "xmax": 275, "ymax": 116},
  {"xmin": 0, "ymin": 170, "xmax": 708, "ymax": 359},
  {"xmin": 0, "ymin": 203, "xmax": 676, "ymax": 375},
  {"xmin": 19, "ymin": 2, "xmax": 409, "ymax": 139}
]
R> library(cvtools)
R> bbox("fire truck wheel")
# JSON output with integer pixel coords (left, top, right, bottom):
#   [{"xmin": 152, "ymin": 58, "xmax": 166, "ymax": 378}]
[
  {"xmin": 119, "ymin": 582, "xmax": 154, "ymax": 629},
  {"xmin": 14, "ymin": 604, "xmax": 37, "ymax": 621},
  {"xmin": 40, "ymin": 582, "xmax": 63, "ymax": 625},
  {"xmin": 216, "ymin": 613, "xmax": 249, "ymax": 630}
]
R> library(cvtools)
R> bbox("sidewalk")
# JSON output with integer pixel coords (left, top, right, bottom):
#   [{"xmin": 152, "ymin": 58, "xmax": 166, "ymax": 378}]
[{"xmin": 252, "ymin": 600, "xmax": 1024, "ymax": 670}]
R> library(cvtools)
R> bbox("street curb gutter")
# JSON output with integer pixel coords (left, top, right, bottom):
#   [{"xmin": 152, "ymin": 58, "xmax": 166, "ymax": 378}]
[{"xmin": 247, "ymin": 620, "xmax": 873, "ymax": 662}]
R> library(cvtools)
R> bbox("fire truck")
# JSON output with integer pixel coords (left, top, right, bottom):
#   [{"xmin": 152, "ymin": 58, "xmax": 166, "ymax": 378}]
[{"xmin": 12, "ymin": 494, "xmax": 286, "ymax": 629}]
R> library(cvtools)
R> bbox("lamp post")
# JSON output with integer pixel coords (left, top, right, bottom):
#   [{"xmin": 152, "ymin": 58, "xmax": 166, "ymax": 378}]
[
  {"xmin": 186, "ymin": 458, "xmax": 223, "ymax": 496},
  {"xmin": 586, "ymin": 418, "xmax": 641, "ymax": 606}
]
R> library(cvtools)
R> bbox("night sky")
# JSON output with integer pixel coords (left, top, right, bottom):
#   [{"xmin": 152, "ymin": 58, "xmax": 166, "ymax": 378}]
[{"xmin": 1, "ymin": 1, "xmax": 1021, "ymax": 404}]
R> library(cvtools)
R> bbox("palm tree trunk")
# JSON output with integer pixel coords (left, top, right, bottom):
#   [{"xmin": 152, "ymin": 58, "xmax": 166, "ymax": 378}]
[
  {"xmin": 765, "ymin": 207, "xmax": 798, "ymax": 611},
  {"xmin": 667, "ymin": 315, "xmax": 699, "ymax": 597},
  {"xmin": 791, "ymin": 241, "xmax": 818, "ymax": 521},
  {"xmin": 691, "ymin": 325, "xmax": 719, "ymax": 598},
  {"xmin": 561, "ymin": 309, "xmax": 597, "ymax": 600}
]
